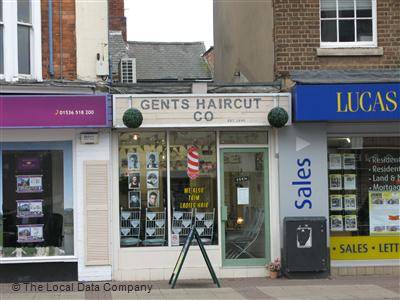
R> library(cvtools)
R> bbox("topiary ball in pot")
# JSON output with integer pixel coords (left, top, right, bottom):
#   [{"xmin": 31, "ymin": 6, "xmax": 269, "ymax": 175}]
[
  {"xmin": 267, "ymin": 107, "xmax": 289, "ymax": 128},
  {"xmin": 122, "ymin": 108, "xmax": 143, "ymax": 128}
]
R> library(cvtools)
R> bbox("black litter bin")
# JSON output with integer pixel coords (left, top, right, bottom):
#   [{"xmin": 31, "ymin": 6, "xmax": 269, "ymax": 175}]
[{"xmin": 282, "ymin": 217, "xmax": 330, "ymax": 278}]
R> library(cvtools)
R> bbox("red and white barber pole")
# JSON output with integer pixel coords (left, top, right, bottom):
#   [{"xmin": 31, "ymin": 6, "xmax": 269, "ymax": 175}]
[{"xmin": 187, "ymin": 146, "xmax": 200, "ymax": 180}]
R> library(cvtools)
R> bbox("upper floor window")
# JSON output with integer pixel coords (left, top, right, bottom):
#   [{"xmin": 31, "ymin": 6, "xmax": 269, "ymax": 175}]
[
  {"xmin": 1, "ymin": 0, "xmax": 41, "ymax": 81},
  {"xmin": 18, "ymin": 0, "xmax": 32, "ymax": 75},
  {"xmin": 320, "ymin": 0, "xmax": 377, "ymax": 48}
]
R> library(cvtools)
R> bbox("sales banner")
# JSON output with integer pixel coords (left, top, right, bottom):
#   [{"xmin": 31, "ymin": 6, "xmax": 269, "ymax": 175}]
[{"xmin": 330, "ymin": 236, "xmax": 400, "ymax": 260}]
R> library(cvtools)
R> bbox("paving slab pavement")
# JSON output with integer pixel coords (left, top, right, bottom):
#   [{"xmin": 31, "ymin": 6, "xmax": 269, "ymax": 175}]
[{"xmin": 0, "ymin": 275, "xmax": 399, "ymax": 300}]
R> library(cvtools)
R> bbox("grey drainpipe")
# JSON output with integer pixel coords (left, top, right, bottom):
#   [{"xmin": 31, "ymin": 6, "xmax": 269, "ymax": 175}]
[{"xmin": 48, "ymin": 0, "xmax": 54, "ymax": 77}]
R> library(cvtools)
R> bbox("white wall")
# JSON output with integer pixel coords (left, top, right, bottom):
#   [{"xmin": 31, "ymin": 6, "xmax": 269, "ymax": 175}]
[{"xmin": 75, "ymin": 0, "xmax": 109, "ymax": 81}]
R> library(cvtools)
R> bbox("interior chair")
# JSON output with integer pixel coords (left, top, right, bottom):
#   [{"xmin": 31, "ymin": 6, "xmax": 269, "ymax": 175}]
[
  {"xmin": 142, "ymin": 209, "xmax": 166, "ymax": 246},
  {"xmin": 226, "ymin": 208, "xmax": 264, "ymax": 259},
  {"xmin": 120, "ymin": 210, "xmax": 141, "ymax": 246}
]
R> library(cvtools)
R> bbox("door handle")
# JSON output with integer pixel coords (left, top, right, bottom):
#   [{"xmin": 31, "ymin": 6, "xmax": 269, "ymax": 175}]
[{"xmin": 221, "ymin": 205, "xmax": 228, "ymax": 221}]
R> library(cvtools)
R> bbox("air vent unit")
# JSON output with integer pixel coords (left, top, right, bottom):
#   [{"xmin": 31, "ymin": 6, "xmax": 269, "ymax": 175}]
[{"xmin": 120, "ymin": 58, "xmax": 136, "ymax": 83}]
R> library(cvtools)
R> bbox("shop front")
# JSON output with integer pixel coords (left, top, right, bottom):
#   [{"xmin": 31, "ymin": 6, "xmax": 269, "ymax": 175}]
[
  {"xmin": 0, "ymin": 95, "xmax": 112, "ymax": 282},
  {"xmin": 112, "ymin": 93, "xmax": 290, "ymax": 280},
  {"xmin": 290, "ymin": 83, "xmax": 400, "ymax": 275}
]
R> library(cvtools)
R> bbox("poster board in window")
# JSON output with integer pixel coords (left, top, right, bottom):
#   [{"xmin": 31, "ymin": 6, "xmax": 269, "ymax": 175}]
[
  {"xmin": 17, "ymin": 224, "xmax": 44, "ymax": 243},
  {"xmin": 330, "ymin": 215, "xmax": 343, "ymax": 231},
  {"xmin": 345, "ymin": 215, "xmax": 358, "ymax": 231},
  {"xmin": 344, "ymin": 194, "xmax": 357, "ymax": 211},
  {"xmin": 146, "ymin": 152, "xmax": 159, "ymax": 169},
  {"xmin": 16, "ymin": 199, "xmax": 44, "ymax": 218},
  {"xmin": 369, "ymin": 191, "xmax": 400, "ymax": 235},
  {"xmin": 127, "ymin": 153, "xmax": 140, "ymax": 171},
  {"xmin": 329, "ymin": 154, "xmax": 342, "ymax": 170},
  {"xmin": 16, "ymin": 175, "xmax": 43, "ymax": 193},
  {"xmin": 329, "ymin": 174, "xmax": 342, "ymax": 190},
  {"xmin": 344, "ymin": 174, "xmax": 356, "ymax": 190},
  {"xmin": 343, "ymin": 153, "xmax": 356, "ymax": 170},
  {"xmin": 330, "ymin": 194, "xmax": 343, "ymax": 211},
  {"xmin": 147, "ymin": 190, "xmax": 159, "ymax": 208},
  {"xmin": 128, "ymin": 191, "xmax": 141, "ymax": 209},
  {"xmin": 128, "ymin": 172, "xmax": 140, "ymax": 189}
]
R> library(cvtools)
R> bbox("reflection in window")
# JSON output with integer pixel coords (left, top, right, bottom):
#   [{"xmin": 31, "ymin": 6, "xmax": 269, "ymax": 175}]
[
  {"xmin": 18, "ymin": 25, "xmax": 30, "ymax": 74},
  {"xmin": 119, "ymin": 132, "xmax": 168, "ymax": 247}
]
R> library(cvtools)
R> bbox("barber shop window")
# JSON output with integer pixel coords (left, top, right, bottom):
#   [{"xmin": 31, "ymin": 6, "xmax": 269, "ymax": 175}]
[
  {"xmin": 327, "ymin": 136, "xmax": 400, "ymax": 236},
  {"xmin": 169, "ymin": 132, "xmax": 218, "ymax": 246},
  {"xmin": 119, "ymin": 132, "xmax": 168, "ymax": 247},
  {"xmin": 1, "ymin": 149, "xmax": 73, "ymax": 258},
  {"xmin": 320, "ymin": 0, "xmax": 376, "ymax": 47}
]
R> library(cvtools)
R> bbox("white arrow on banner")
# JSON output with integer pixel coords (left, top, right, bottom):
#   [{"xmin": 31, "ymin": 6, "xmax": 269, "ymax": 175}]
[{"xmin": 296, "ymin": 136, "xmax": 310, "ymax": 152}]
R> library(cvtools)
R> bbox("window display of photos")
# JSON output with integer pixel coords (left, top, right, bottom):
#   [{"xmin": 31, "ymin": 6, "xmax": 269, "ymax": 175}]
[
  {"xmin": 17, "ymin": 224, "xmax": 44, "ymax": 243},
  {"xmin": 330, "ymin": 195, "xmax": 343, "ymax": 211},
  {"xmin": 16, "ymin": 199, "xmax": 44, "ymax": 218},
  {"xmin": 146, "ymin": 171, "xmax": 159, "ymax": 189},
  {"xmin": 2, "ymin": 149, "xmax": 73, "ymax": 258},
  {"xmin": 342, "ymin": 153, "xmax": 356, "ymax": 170},
  {"xmin": 343, "ymin": 174, "xmax": 356, "ymax": 190},
  {"xmin": 119, "ymin": 132, "xmax": 167, "ymax": 247},
  {"xmin": 16, "ymin": 175, "xmax": 43, "ymax": 193},
  {"xmin": 329, "ymin": 154, "xmax": 342, "ymax": 170},
  {"xmin": 328, "ymin": 136, "xmax": 400, "ymax": 239},
  {"xmin": 128, "ymin": 191, "xmax": 141, "ymax": 209},
  {"xmin": 146, "ymin": 152, "xmax": 159, "ymax": 169},
  {"xmin": 329, "ymin": 174, "xmax": 342, "ymax": 190},
  {"xmin": 345, "ymin": 215, "xmax": 358, "ymax": 231},
  {"xmin": 330, "ymin": 215, "xmax": 343, "ymax": 231},
  {"xmin": 128, "ymin": 172, "xmax": 140, "ymax": 189},
  {"xmin": 118, "ymin": 131, "xmax": 219, "ymax": 248},
  {"xmin": 147, "ymin": 190, "xmax": 159, "ymax": 208},
  {"xmin": 344, "ymin": 194, "xmax": 357, "ymax": 211}
]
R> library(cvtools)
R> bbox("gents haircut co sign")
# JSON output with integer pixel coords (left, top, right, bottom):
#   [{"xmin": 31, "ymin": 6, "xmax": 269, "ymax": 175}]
[{"xmin": 113, "ymin": 94, "xmax": 291, "ymax": 128}]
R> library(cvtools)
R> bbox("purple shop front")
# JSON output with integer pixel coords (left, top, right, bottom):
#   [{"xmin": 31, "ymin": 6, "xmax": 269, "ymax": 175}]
[{"xmin": 0, "ymin": 95, "xmax": 110, "ymax": 128}]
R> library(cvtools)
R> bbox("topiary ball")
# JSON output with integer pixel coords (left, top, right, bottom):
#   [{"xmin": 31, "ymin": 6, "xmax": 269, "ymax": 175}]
[
  {"xmin": 268, "ymin": 107, "xmax": 289, "ymax": 128},
  {"xmin": 122, "ymin": 108, "xmax": 143, "ymax": 128}
]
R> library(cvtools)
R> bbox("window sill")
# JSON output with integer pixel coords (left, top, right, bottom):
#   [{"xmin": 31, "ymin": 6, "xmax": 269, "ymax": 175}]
[{"xmin": 316, "ymin": 47, "xmax": 383, "ymax": 57}]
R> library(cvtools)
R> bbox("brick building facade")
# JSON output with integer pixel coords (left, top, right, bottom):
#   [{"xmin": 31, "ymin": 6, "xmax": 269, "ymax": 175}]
[
  {"xmin": 41, "ymin": 0, "xmax": 77, "ymax": 80},
  {"xmin": 109, "ymin": 0, "xmax": 127, "ymax": 41},
  {"xmin": 274, "ymin": 0, "xmax": 400, "ymax": 78}
]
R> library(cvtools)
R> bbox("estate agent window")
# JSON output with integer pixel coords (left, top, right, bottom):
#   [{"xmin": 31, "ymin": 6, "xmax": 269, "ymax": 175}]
[
  {"xmin": 327, "ymin": 136, "xmax": 400, "ymax": 236},
  {"xmin": 1, "ymin": 146, "xmax": 74, "ymax": 258},
  {"xmin": 320, "ymin": 0, "xmax": 376, "ymax": 47},
  {"xmin": 119, "ymin": 131, "xmax": 218, "ymax": 247}
]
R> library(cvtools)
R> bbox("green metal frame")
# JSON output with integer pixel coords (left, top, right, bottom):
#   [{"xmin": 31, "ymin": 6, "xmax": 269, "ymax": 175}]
[{"xmin": 220, "ymin": 148, "xmax": 270, "ymax": 267}]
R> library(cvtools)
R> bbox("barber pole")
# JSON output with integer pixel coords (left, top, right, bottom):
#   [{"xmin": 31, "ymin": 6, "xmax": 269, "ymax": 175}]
[{"xmin": 187, "ymin": 146, "xmax": 200, "ymax": 179}]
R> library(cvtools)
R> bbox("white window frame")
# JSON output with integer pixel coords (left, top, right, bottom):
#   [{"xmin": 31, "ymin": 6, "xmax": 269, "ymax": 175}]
[
  {"xmin": 2, "ymin": 0, "xmax": 42, "ymax": 81},
  {"xmin": 320, "ymin": 0, "xmax": 377, "ymax": 48}
]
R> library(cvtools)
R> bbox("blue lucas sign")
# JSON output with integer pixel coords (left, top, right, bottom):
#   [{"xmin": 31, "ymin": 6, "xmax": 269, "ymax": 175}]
[{"xmin": 294, "ymin": 83, "xmax": 400, "ymax": 121}]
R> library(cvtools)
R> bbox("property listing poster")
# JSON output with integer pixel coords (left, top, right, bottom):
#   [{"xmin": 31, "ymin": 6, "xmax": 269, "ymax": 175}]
[{"xmin": 369, "ymin": 191, "xmax": 400, "ymax": 235}]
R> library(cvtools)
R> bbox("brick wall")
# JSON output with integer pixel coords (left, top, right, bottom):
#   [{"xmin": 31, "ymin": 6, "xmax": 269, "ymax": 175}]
[
  {"xmin": 41, "ymin": 0, "xmax": 77, "ymax": 80},
  {"xmin": 109, "ymin": 0, "xmax": 127, "ymax": 41},
  {"xmin": 274, "ymin": 0, "xmax": 400, "ymax": 78}
]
